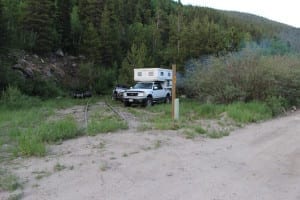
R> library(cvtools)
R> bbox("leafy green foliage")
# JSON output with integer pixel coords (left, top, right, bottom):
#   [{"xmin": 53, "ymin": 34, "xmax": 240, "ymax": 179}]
[
  {"xmin": 1, "ymin": 0, "xmax": 300, "ymax": 98},
  {"xmin": 184, "ymin": 46, "xmax": 300, "ymax": 109},
  {"xmin": 0, "ymin": 86, "xmax": 41, "ymax": 109}
]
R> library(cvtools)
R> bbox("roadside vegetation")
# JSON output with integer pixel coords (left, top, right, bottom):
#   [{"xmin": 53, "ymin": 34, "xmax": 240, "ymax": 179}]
[
  {"xmin": 133, "ymin": 99, "xmax": 272, "ymax": 139},
  {"xmin": 183, "ymin": 46, "xmax": 300, "ymax": 114},
  {"xmin": 0, "ymin": 87, "xmax": 126, "ymax": 159}
]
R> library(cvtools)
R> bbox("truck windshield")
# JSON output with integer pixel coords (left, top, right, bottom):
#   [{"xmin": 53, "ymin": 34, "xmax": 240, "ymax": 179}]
[{"xmin": 133, "ymin": 83, "xmax": 153, "ymax": 89}]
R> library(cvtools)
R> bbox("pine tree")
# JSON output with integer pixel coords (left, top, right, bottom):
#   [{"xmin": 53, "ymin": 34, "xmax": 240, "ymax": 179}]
[
  {"xmin": 78, "ymin": 0, "xmax": 104, "ymax": 28},
  {"xmin": 56, "ymin": 0, "xmax": 72, "ymax": 52},
  {"xmin": 0, "ymin": 0, "xmax": 5, "ymax": 47},
  {"xmin": 119, "ymin": 43, "xmax": 154, "ymax": 85},
  {"xmin": 23, "ymin": 0, "xmax": 55, "ymax": 53},
  {"xmin": 99, "ymin": 2, "xmax": 121, "ymax": 67},
  {"xmin": 81, "ymin": 23, "xmax": 101, "ymax": 62}
]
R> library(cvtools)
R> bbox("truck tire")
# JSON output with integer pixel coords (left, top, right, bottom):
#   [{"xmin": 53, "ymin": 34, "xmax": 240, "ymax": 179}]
[
  {"xmin": 112, "ymin": 92, "xmax": 117, "ymax": 101},
  {"xmin": 124, "ymin": 101, "xmax": 131, "ymax": 107},
  {"xmin": 144, "ymin": 96, "xmax": 153, "ymax": 107},
  {"xmin": 165, "ymin": 95, "xmax": 171, "ymax": 104}
]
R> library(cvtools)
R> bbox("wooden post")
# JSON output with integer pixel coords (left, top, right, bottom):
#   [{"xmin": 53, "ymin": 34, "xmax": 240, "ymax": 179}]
[{"xmin": 172, "ymin": 64, "xmax": 176, "ymax": 120}]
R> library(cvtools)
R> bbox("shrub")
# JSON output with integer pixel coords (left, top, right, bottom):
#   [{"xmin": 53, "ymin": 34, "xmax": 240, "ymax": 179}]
[
  {"xmin": 266, "ymin": 96, "xmax": 287, "ymax": 116},
  {"xmin": 21, "ymin": 78, "xmax": 63, "ymax": 98},
  {"xmin": 74, "ymin": 62, "xmax": 117, "ymax": 95},
  {"xmin": 183, "ymin": 47, "xmax": 300, "ymax": 109},
  {"xmin": 0, "ymin": 86, "xmax": 41, "ymax": 109}
]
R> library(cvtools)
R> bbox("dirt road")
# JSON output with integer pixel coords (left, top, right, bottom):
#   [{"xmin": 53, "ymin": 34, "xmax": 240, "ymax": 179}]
[{"xmin": 3, "ymin": 111, "xmax": 300, "ymax": 200}]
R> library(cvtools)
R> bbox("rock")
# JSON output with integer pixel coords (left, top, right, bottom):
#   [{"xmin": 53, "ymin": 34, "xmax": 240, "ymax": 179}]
[
  {"xmin": 19, "ymin": 59, "xmax": 30, "ymax": 67},
  {"xmin": 24, "ymin": 67, "xmax": 34, "ymax": 78},
  {"xmin": 78, "ymin": 55, "xmax": 86, "ymax": 60},
  {"xmin": 55, "ymin": 49, "xmax": 64, "ymax": 57},
  {"xmin": 68, "ymin": 56, "xmax": 77, "ymax": 60},
  {"xmin": 12, "ymin": 64, "xmax": 34, "ymax": 78}
]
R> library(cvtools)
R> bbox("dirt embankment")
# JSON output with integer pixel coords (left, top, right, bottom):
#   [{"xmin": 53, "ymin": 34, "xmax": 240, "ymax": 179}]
[{"xmin": 2, "ymin": 110, "xmax": 300, "ymax": 200}]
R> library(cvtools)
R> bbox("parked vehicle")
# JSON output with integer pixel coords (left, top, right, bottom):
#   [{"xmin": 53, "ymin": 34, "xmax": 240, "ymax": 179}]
[
  {"xmin": 112, "ymin": 84, "xmax": 129, "ymax": 100},
  {"xmin": 72, "ymin": 90, "xmax": 92, "ymax": 98},
  {"xmin": 122, "ymin": 68, "xmax": 172, "ymax": 107}
]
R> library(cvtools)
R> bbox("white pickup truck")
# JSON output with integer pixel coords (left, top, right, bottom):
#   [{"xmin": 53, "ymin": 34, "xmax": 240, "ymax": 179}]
[{"xmin": 122, "ymin": 68, "xmax": 172, "ymax": 107}]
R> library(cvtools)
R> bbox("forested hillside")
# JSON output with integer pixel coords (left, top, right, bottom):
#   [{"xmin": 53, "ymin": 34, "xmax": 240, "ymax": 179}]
[{"xmin": 0, "ymin": 0, "xmax": 299, "ymax": 96}]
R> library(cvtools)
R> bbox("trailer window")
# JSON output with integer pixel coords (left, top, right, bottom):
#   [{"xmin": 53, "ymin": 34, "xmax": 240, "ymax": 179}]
[
  {"xmin": 137, "ymin": 72, "xmax": 142, "ymax": 76},
  {"xmin": 148, "ymin": 71, "xmax": 154, "ymax": 76},
  {"xmin": 160, "ymin": 72, "xmax": 164, "ymax": 76}
]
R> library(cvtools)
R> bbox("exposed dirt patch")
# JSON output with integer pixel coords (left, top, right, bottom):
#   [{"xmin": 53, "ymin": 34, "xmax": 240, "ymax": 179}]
[{"xmin": 2, "ymin": 107, "xmax": 300, "ymax": 200}]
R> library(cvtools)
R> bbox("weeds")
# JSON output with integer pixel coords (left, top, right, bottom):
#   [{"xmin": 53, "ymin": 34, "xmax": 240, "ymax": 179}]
[
  {"xmin": 54, "ymin": 163, "xmax": 67, "ymax": 172},
  {"xmin": 184, "ymin": 130, "xmax": 199, "ymax": 139},
  {"xmin": 33, "ymin": 171, "xmax": 51, "ymax": 180},
  {"xmin": 154, "ymin": 140, "xmax": 162, "ymax": 149},
  {"xmin": 87, "ymin": 110, "xmax": 128, "ymax": 135},
  {"xmin": 227, "ymin": 102, "xmax": 271, "ymax": 123},
  {"xmin": 37, "ymin": 116, "xmax": 82, "ymax": 143},
  {"xmin": 194, "ymin": 126, "xmax": 207, "ymax": 134},
  {"xmin": 0, "ymin": 168, "xmax": 22, "ymax": 192},
  {"xmin": 184, "ymin": 126, "xmax": 207, "ymax": 139},
  {"xmin": 207, "ymin": 130, "xmax": 230, "ymax": 139}
]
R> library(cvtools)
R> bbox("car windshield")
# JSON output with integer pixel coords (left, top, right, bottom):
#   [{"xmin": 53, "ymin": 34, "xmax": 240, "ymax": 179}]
[{"xmin": 133, "ymin": 83, "xmax": 153, "ymax": 89}]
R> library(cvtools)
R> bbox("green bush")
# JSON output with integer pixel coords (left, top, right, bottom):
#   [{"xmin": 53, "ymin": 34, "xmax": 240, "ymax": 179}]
[
  {"xmin": 74, "ymin": 62, "xmax": 117, "ymax": 95},
  {"xmin": 183, "ymin": 47, "xmax": 300, "ymax": 109},
  {"xmin": 21, "ymin": 78, "xmax": 63, "ymax": 98},
  {"xmin": 266, "ymin": 96, "xmax": 287, "ymax": 116},
  {"xmin": 0, "ymin": 86, "xmax": 41, "ymax": 109}
]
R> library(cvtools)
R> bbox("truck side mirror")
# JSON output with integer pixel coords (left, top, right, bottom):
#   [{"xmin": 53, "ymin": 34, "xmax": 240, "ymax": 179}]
[{"xmin": 153, "ymin": 86, "xmax": 158, "ymax": 90}]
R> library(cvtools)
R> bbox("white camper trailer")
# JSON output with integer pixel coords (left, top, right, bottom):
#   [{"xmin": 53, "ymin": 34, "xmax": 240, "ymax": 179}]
[{"xmin": 134, "ymin": 68, "xmax": 172, "ymax": 88}]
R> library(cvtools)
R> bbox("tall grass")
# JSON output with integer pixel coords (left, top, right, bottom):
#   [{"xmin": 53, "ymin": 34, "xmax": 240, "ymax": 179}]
[
  {"xmin": 0, "ymin": 88, "xmax": 96, "ymax": 157},
  {"xmin": 227, "ymin": 102, "xmax": 272, "ymax": 123},
  {"xmin": 37, "ymin": 117, "xmax": 82, "ymax": 143},
  {"xmin": 145, "ymin": 99, "xmax": 272, "ymax": 128},
  {"xmin": 87, "ymin": 111, "xmax": 128, "ymax": 136}
]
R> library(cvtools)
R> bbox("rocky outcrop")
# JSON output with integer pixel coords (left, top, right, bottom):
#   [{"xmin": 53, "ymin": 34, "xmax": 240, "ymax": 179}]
[{"xmin": 11, "ymin": 50, "xmax": 85, "ymax": 81}]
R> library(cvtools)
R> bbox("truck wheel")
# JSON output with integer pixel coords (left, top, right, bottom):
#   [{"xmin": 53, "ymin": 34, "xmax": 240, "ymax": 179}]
[
  {"xmin": 145, "ymin": 97, "xmax": 153, "ymax": 107},
  {"xmin": 112, "ymin": 92, "xmax": 117, "ymax": 101},
  {"xmin": 124, "ymin": 101, "xmax": 131, "ymax": 107},
  {"xmin": 165, "ymin": 95, "xmax": 171, "ymax": 104}
]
